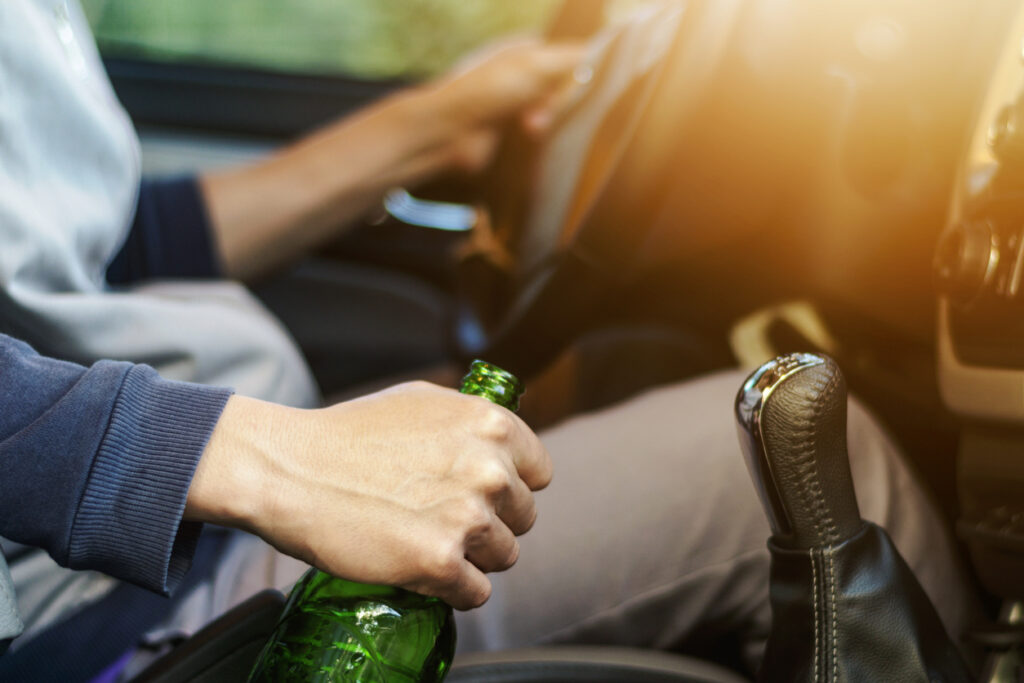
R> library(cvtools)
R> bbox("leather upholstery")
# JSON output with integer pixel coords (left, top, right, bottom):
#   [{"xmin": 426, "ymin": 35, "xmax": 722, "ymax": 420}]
[
  {"xmin": 760, "ymin": 358, "xmax": 862, "ymax": 549},
  {"xmin": 760, "ymin": 523, "xmax": 971, "ymax": 683}
]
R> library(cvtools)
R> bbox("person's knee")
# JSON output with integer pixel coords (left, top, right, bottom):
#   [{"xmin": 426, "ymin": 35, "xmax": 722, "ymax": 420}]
[{"xmin": 845, "ymin": 397, "xmax": 977, "ymax": 640}]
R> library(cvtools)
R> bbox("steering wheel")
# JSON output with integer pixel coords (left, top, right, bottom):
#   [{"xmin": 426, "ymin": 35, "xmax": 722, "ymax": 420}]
[
  {"xmin": 455, "ymin": 0, "xmax": 747, "ymax": 379},
  {"xmin": 455, "ymin": 0, "xmax": 1005, "ymax": 383}
]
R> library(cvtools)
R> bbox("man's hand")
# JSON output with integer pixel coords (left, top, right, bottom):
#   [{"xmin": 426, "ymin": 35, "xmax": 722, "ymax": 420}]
[
  {"xmin": 201, "ymin": 39, "xmax": 584, "ymax": 281},
  {"xmin": 424, "ymin": 38, "xmax": 586, "ymax": 172},
  {"xmin": 185, "ymin": 383, "xmax": 552, "ymax": 610}
]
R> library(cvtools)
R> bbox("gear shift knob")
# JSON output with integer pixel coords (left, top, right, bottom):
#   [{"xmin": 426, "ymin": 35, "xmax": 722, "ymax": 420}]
[{"xmin": 735, "ymin": 353, "xmax": 862, "ymax": 549}]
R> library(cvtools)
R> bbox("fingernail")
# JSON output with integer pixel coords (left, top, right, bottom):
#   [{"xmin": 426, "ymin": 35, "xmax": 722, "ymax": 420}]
[{"xmin": 525, "ymin": 110, "xmax": 552, "ymax": 134}]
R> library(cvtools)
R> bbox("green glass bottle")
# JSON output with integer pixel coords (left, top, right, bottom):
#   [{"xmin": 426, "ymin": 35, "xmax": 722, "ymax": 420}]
[{"xmin": 247, "ymin": 360, "xmax": 524, "ymax": 682}]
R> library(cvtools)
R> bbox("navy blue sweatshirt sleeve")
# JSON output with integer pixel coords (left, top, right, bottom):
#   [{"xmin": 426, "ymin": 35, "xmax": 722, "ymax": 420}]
[
  {"xmin": 0, "ymin": 334, "xmax": 232, "ymax": 594},
  {"xmin": 107, "ymin": 176, "xmax": 223, "ymax": 285}
]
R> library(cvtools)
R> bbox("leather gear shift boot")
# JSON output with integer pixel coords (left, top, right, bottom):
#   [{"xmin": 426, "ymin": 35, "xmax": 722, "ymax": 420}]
[{"xmin": 762, "ymin": 522, "xmax": 971, "ymax": 682}]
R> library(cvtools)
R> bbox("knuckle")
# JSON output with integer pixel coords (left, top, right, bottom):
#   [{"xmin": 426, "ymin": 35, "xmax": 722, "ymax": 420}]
[
  {"xmin": 477, "ymin": 406, "xmax": 516, "ymax": 442},
  {"xmin": 420, "ymin": 543, "xmax": 463, "ymax": 586},
  {"xmin": 475, "ymin": 460, "xmax": 513, "ymax": 496},
  {"xmin": 455, "ymin": 497, "xmax": 492, "ymax": 533}
]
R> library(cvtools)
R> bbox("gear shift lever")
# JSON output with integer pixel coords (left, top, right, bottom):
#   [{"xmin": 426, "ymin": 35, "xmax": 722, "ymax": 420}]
[{"xmin": 735, "ymin": 353, "xmax": 971, "ymax": 682}]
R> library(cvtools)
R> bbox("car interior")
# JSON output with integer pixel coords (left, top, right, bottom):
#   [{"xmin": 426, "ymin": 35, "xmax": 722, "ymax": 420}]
[{"xmin": 75, "ymin": 0, "xmax": 1024, "ymax": 680}]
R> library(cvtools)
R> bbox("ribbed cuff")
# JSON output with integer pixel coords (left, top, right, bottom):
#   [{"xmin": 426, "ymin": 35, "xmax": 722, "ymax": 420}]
[
  {"xmin": 107, "ymin": 176, "xmax": 222, "ymax": 285},
  {"xmin": 67, "ymin": 366, "xmax": 232, "ymax": 595}
]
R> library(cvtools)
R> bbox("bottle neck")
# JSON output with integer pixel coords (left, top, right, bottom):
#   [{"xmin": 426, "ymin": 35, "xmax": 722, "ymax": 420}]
[{"xmin": 459, "ymin": 360, "xmax": 523, "ymax": 412}]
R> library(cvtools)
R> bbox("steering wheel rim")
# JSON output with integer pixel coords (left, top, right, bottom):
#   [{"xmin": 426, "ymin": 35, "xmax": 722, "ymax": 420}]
[{"xmin": 455, "ymin": 0, "xmax": 744, "ymax": 378}]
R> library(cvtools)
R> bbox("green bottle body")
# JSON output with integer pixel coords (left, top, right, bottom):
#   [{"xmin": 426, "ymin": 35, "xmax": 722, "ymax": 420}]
[
  {"xmin": 247, "ymin": 570, "xmax": 454, "ymax": 682},
  {"xmin": 248, "ymin": 361, "xmax": 522, "ymax": 682}
]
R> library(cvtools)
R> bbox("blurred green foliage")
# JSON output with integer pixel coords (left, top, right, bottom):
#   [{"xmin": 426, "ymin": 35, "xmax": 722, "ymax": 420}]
[{"xmin": 80, "ymin": 0, "xmax": 561, "ymax": 80}]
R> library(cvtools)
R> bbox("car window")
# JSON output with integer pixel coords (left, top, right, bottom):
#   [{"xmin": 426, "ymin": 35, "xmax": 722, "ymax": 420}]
[
  {"xmin": 79, "ymin": 0, "xmax": 565, "ymax": 80},
  {"xmin": 81, "ymin": 0, "xmax": 656, "ymax": 80}
]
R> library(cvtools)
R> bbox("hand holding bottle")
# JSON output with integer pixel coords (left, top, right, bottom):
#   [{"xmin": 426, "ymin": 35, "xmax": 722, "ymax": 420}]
[{"xmin": 185, "ymin": 380, "xmax": 552, "ymax": 610}]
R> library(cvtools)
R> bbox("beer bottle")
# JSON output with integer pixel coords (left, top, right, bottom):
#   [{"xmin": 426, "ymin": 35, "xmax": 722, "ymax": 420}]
[{"xmin": 247, "ymin": 360, "xmax": 524, "ymax": 682}]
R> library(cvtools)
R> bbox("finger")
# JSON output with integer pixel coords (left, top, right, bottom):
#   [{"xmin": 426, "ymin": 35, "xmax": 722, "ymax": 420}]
[
  {"xmin": 521, "ymin": 98, "xmax": 557, "ymax": 135},
  {"xmin": 449, "ymin": 127, "xmax": 501, "ymax": 173},
  {"xmin": 495, "ymin": 473, "xmax": 538, "ymax": 535},
  {"xmin": 529, "ymin": 42, "xmax": 588, "ymax": 84},
  {"xmin": 521, "ymin": 46, "xmax": 589, "ymax": 134},
  {"xmin": 520, "ymin": 82, "xmax": 575, "ymax": 135},
  {"xmin": 465, "ymin": 516, "xmax": 520, "ymax": 573},
  {"xmin": 506, "ymin": 416, "xmax": 554, "ymax": 491},
  {"xmin": 522, "ymin": 48, "xmax": 598, "ymax": 135},
  {"xmin": 438, "ymin": 560, "xmax": 493, "ymax": 611}
]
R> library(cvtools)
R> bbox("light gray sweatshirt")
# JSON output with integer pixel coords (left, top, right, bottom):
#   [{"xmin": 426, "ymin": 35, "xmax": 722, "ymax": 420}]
[{"xmin": 0, "ymin": 0, "xmax": 319, "ymax": 645}]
